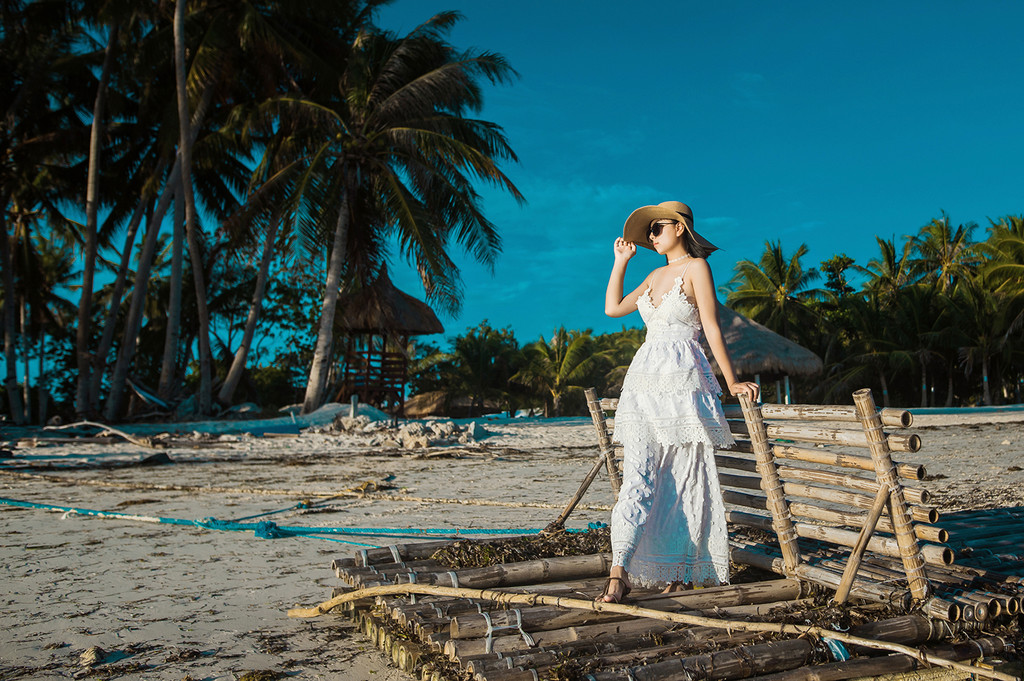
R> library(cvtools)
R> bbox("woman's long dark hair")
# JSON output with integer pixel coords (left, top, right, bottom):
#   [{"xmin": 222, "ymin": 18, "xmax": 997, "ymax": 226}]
[{"xmin": 681, "ymin": 227, "xmax": 718, "ymax": 259}]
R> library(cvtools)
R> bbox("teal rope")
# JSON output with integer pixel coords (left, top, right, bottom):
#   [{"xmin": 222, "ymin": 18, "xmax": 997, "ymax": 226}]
[{"xmin": 0, "ymin": 497, "xmax": 599, "ymax": 544}]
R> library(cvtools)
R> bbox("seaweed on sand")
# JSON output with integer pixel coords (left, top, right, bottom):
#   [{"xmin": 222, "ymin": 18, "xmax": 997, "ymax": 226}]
[{"xmin": 431, "ymin": 527, "xmax": 611, "ymax": 568}]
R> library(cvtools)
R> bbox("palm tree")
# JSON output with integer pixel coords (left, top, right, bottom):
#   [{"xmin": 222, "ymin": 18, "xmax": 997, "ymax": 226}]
[
  {"xmin": 858, "ymin": 236, "xmax": 922, "ymax": 304},
  {"xmin": 513, "ymin": 328, "xmax": 602, "ymax": 417},
  {"xmin": 293, "ymin": 12, "xmax": 523, "ymax": 413},
  {"xmin": 446, "ymin": 321, "xmax": 521, "ymax": 415},
  {"xmin": 727, "ymin": 240, "xmax": 824, "ymax": 344},
  {"xmin": 911, "ymin": 213, "xmax": 979, "ymax": 294},
  {"xmin": 1, "ymin": 0, "xmax": 86, "ymax": 423}
]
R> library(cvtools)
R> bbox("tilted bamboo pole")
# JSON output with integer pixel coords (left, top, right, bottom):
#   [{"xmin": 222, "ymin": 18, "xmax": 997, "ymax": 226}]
[
  {"xmin": 547, "ymin": 448, "xmax": 611, "ymax": 530},
  {"xmin": 854, "ymin": 388, "xmax": 930, "ymax": 601},
  {"xmin": 449, "ymin": 579, "xmax": 803, "ymax": 638},
  {"xmin": 584, "ymin": 387, "xmax": 621, "ymax": 495},
  {"xmin": 738, "ymin": 394, "xmax": 801, "ymax": 576},
  {"xmin": 449, "ymin": 601, "xmax": 818, "ymax": 662},
  {"xmin": 834, "ymin": 481, "xmax": 904, "ymax": 604},
  {"xmin": 287, "ymin": 584, "xmax": 1017, "ymax": 681}
]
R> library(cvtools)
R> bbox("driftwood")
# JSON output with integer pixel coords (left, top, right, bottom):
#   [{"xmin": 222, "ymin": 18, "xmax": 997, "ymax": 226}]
[{"xmin": 43, "ymin": 420, "xmax": 159, "ymax": 448}]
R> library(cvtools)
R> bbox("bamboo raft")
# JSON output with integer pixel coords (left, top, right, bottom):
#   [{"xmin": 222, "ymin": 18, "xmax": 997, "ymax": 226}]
[{"xmin": 294, "ymin": 389, "xmax": 1024, "ymax": 681}]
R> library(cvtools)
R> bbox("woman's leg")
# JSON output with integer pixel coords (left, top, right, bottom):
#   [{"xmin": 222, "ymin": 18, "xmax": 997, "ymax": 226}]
[{"xmin": 601, "ymin": 438, "xmax": 660, "ymax": 600}]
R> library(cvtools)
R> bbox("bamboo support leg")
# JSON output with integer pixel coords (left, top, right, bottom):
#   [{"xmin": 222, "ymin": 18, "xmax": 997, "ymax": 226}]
[
  {"xmin": 739, "ymin": 394, "xmax": 801, "ymax": 576},
  {"xmin": 547, "ymin": 451, "xmax": 608, "ymax": 531},
  {"xmin": 585, "ymin": 387, "xmax": 621, "ymax": 495},
  {"xmin": 853, "ymin": 388, "xmax": 930, "ymax": 601},
  {"xmin": 833, "ymin": 485, "xmax": 894, "ymax": 603}
]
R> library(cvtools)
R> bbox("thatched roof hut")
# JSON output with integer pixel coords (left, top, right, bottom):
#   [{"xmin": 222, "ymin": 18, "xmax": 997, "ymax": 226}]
[
  {"xmin": 333, "ymin": 270, "xmax": 443, "ymax": 416},
  {"xmin": 704, "ymin": 303, "xmax": 822, "ymax": 379},
  {"xmin": 335, "ymin": 270, "xmax": 443, "ymax": 338}
]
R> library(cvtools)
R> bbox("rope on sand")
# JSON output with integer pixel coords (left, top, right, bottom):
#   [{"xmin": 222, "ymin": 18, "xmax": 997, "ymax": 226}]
[
  {"xmin": 0, "ymin": 496, "xmax": 597, "ymax": 545},
  {"xmin": 0, "ymin": 470, "xmax": 614, "ymax": 512}
]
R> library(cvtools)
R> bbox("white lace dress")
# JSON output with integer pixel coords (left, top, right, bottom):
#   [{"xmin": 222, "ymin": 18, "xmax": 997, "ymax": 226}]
[{"xmin": 610, "ymin": 270, "xmax": 733, "ymax": 588}]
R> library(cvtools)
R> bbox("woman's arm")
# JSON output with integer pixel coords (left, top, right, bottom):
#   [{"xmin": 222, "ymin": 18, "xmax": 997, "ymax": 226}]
[
  {"xmin": 688, "ymin": 259, "xmax": 760, "ymax": 400},
  {"xmin": 605, "ymin": 238, "xmax": 652, "ymax": 318}
]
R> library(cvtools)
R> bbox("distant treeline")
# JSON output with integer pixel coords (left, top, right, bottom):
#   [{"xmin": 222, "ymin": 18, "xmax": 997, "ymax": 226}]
[{"xmin": 413, "ymin": 215, "xmax": 1024, "ymax": 416}]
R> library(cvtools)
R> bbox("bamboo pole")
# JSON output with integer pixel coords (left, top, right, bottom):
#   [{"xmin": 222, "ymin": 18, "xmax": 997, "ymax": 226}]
[
  {"xmin": 787, "ymin": 502, "xmax": 947, "ymax": 543},
  {"xmin": 289, "ymin": 586, "xmax": 1017, "ymax": 681},
  {"xmin": 547, "ymin": 449, "xmax": 610, "ymax": 531},
  {"xmin": 722, "ymin": 403, "xmax": 913, "ymax": 427},
  {"xmin": 835, "ymin": 481, "xmax": 909, "ymax": 604},
  {"xmin": 778, "ymin": 465, "xmax": 930, "ymax": 505},
  {"xmin": 584, "ymin": 387, "xmax": 621, "ymax": 495},
  {"xmin": 466, "ymin": 628, "xmax": 767, "ymax": 678},
  {"xmin": 854, "ymin": 388, "xmax": 930, "ymax": 601},
  {"xmin": 727, "ymin": 512, "xmax": 953, "ymax": 566},
  {"xmin": 392, "ymin": 553, "xmax": 612, "ymax": 589},
  {"xmin": 728, "ymin": 420, "xmax": 922, "ymax": 452},
  {"xmin": 715, "ymin": 453, "xmax": 759, "ymax": 473},
  {"xmin": 773, "ymin": 444, "xmax": 926, "ymax": 480},
  {"xmin": 781, "ymin": 482, "xmax": 938, "ymax": 524},
  {"xmin": 449, "ymin": 579, "xmax": 803, "ymax": 638},
  {"xmin": 583, "ymin": 638, "xmax": 816, "ymax": 681},
  {"xmin": 745, "ymin": 636, "xmax": 1007, "ymax": 681},
  {"xmin": 738, "ymin": 394, "xmax": 801, "ymax": 576}
]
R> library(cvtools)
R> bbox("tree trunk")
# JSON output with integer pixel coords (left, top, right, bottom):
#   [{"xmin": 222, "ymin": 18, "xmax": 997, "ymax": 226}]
[
  {"xmin": 158, "ymin": 183, "xmax": 185, "ymax": 400},
  {"xmin": 919, "ymin": 357, "xmax": 927, "ymax": 408},
  {"xmin": 75, "ymin": 24, "xmax": 119, "ymax": 417},
  {"xmin": 37, "ymin": 332, "xmax": 47, "ymax": 424},
  {"xmin": 878, "ymin": 370, "xmax": 889, "ymax": 408},
  {"xmin": 88, "ymin": 191, "xmax": 153, "ymax": 411},
  {"xmin": 0, "ymin": 214, "xmax": 25, "ymax": 424},
  {"xmin": 982, "ymin": 355, "xmax": 991, "ymax": 406},
  {"xmin": 218, "ymin": 210, "xmax": 280, "ymax": 405},
  {"xmin": 945, "ymin": 362, "xmax": 954, "ymax": 407},
  {"xmin": 174, "ymin": 0, "xmax": 212, "ymax": 416},
  {"xmin": 101, "ymin": 84, "xmax": 214, "ymax": 420},
  {"xmin": 302, "ymin": 195, "xmax": 351, "ymax": 414},
  {"xmin": 103, "ymin": 182, "xmax": 174, "ymax": 420},
  {"xmin": 20, "ymin": 296, "xmax": 30, "ymax": 421}
]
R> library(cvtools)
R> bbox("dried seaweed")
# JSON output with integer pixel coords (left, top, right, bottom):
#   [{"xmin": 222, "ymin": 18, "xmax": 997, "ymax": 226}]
[{"xmin": 431, "ymin": 527, "xmax": 612, "ymax": 569}]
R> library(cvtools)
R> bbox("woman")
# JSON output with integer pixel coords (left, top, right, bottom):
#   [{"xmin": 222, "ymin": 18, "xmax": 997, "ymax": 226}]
[{"xmin": 599, "ymin": 200, "xmax": 759, "ymax": 603}]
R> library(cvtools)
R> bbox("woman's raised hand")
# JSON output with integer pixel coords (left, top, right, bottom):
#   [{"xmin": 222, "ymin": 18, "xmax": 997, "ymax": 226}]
[
  {"xmin": 729, "ymin": 381, "xmax": 761, "ymax": 402},
  {"xmin": 613, "ymin": 237, "xmax": 636, "ymax": 263}
]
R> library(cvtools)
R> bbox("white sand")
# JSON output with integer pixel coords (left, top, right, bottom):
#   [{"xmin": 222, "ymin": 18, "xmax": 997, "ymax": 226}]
[{"xmin": 0, "ymin": 407, "xmax": 1022, "ymax": 679}]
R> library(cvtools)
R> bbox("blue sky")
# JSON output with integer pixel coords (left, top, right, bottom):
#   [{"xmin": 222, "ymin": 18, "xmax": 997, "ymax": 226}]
[{"xmin": 377, "ymin": 1, "xmax": 1024, "ymax": 346}]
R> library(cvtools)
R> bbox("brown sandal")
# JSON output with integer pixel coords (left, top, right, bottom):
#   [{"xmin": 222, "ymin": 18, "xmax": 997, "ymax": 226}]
[{"xmin": 596, "ymin": 576, "xmax": 632, "ymax": 603}]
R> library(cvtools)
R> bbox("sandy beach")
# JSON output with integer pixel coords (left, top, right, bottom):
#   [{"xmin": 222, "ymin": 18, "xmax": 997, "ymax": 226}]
[{"xmin": 1, "ymin": 405, "xmax": 1022, "ymax": 680}]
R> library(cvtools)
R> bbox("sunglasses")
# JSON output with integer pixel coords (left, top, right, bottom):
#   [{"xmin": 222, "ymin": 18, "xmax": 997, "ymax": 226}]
[{"xmin": 647, "ymin": 221, "xmax": 676, "ymax": 238}]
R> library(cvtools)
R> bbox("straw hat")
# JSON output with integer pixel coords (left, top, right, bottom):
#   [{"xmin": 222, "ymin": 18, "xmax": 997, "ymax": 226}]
[{"xmin": 623, "ymin": 200, "xmax": 719, "ymax": 254}]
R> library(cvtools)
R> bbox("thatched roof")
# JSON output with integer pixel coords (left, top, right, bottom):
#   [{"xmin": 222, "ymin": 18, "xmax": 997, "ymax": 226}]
[
  {"xmin": 703, "ymin": 303, "xmax": 823, "ymax": 378},
  {"xmin": 335, "ymin": 270, "xmax": 444, "ymax": 336}
]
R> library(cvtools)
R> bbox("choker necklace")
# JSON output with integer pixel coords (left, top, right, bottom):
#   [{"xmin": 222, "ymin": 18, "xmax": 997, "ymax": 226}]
[{"xmin": 667, "ymin": 255, "xmax": 689, "ymax": 264}]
